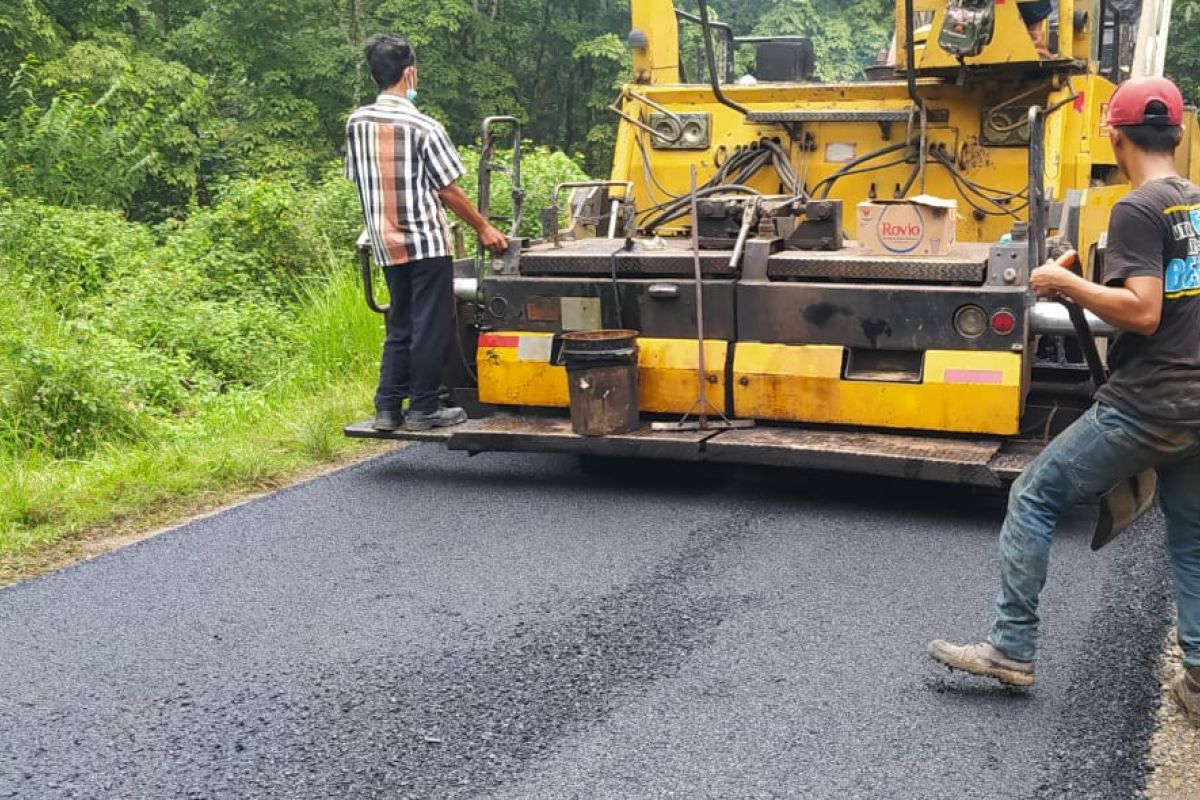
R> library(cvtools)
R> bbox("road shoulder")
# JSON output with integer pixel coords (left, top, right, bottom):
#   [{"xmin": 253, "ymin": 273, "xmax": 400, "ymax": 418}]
[
  {"xmin": 1144, "ymin": 637, "xmax": 1200, "ymax": 799},
  {"xmin": 0, "ymin": 442, "xmax": 398, "ymax": 590}
]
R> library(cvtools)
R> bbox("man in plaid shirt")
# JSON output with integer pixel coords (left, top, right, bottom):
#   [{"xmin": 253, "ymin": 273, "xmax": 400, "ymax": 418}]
[{"xmin": 346, "ymin": 34, "xmax": 508, "ymax": 431}]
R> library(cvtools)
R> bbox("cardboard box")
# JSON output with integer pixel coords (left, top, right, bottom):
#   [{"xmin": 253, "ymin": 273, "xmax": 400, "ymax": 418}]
[{"xmin": 856, "ymin": 195, "xmax": 958, "ymax": 256}]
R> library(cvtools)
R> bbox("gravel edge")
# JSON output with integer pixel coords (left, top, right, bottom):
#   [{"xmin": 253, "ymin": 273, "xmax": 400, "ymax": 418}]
[{"xmin": 1143, "ymin": 634, "xmax": 1200, "ymax": 800}]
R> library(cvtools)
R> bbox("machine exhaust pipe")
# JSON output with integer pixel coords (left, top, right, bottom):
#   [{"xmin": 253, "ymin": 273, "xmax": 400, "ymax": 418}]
[{"xmin": 1029, "ymin": 302, "xmax": 1118, "ymax": 337}]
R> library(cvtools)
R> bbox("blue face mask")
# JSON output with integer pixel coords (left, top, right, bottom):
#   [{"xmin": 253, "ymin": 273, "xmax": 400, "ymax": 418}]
[{"xmin": 406, "ymin": 87, "xmax": 418, "ymax": 102}]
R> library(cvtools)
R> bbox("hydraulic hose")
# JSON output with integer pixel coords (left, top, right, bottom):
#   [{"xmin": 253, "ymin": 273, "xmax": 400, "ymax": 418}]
[
  {"xmin": 902, "ymin": 0, "xmax": 926, "ymax": 116},
  {"xmin": 811, "ymin": 138, "xmax": 917, "ymax": 199}
]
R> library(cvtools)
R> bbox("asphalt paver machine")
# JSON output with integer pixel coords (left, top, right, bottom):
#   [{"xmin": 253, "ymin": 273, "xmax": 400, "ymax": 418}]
[{"xmin": 347, "ymin": 0, "xmax": 1198, "ymax": 490}]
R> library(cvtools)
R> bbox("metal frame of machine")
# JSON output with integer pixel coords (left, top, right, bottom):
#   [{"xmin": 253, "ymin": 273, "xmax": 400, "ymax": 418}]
[{"xmin": 346, "ymin": 0, "xmax": 1194, "ymax": 487}]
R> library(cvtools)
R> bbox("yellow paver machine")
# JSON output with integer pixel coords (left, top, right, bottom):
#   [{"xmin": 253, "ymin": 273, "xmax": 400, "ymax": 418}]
[{"xmin": 347, "ymin": 0, "xmax": 1197, "ymax": 487}]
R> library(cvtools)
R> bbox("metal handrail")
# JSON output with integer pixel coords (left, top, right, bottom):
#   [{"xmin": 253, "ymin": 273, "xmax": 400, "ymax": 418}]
[
  {"xmin": 674, "ymin": 8, "xmax": 735, "ymax": 83},
  {"xmin": 478, "ymin": 115, "xmax": 524, "ymax": 239},
  {"xmin": 358, "ymin": 243, "xmax": 389, "ymax": 315}
]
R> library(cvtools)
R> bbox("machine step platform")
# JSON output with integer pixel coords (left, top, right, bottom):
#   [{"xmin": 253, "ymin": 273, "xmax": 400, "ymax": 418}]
[{"xmin": 344, "ymin": 415, "xmax": 1038, "ymax": 486}]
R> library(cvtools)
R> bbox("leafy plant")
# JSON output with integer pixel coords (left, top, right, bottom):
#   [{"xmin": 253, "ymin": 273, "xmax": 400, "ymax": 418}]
[{"xmin": 457, "ymin": 143, "xmax": 590, "ymax": 239}]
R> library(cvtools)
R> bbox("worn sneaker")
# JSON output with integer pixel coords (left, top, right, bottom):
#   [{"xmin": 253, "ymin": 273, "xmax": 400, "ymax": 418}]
[
  {"xmin": 371, "ymin": 408, "xmax": 404, "ymax": 431},
  {"xmin": 1170, "ymin": 669, "xmax": 1200, "ymax": 726},
  {"xmin": 926, "ymin": 640, "xmax": 1036, "ymax": 687},
  {"xmin": 404, "ymin": 406, "xmax": 468, "ymax": 431}
]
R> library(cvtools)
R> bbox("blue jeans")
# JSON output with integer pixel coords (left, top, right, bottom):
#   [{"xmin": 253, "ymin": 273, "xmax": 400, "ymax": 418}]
[{"xmin": 989, "ymin": 403, "xmax": 1200, "ymax": 668}]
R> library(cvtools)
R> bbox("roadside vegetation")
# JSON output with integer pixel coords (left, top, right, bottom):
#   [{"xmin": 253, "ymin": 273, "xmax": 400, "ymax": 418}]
[
  {"xmin": 0, "ymin": 149, "xmax": 585, "ymax": 575},
  {"xmin": 1, "ymin": 174, "xmax": 371, "ymax": 567}
]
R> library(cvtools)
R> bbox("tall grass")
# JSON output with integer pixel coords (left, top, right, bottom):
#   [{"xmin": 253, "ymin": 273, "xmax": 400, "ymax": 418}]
[
  {"xmin": 297, "ymin": 267, "xmax": 384, "ymax": 384},
  {"xmin": 0, "ymin": 172, "xmax": 385, "ymax": 575}
]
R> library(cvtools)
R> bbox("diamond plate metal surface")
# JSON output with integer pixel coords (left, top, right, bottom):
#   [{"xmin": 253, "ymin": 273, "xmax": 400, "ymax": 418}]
[
  {"xmin": 765, "ymin": 243, "xmax": 989, "ymax": 284},
  {"xmin": 767, "ymin": 259, "xmax": 985, "ymax": 283},
  {"xmin": 988, "ymin": 441, "xmax": 1043, "ymax": 481},
  {"xmin": 345, "ymin": 413, "xmax": 1026, "ymax": 487},
  {"xmin": 520, "ymin": 238, "xmax": 738, "ymax": 277}
]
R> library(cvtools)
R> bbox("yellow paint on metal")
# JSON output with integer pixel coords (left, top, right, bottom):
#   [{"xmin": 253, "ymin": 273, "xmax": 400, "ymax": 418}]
[
  {"xmin": 477, "ymin": 334, "xmax": 727, "ymax": 415},
  {"xmin": 637, "ymin": 337, "xmax": 727, "ymax": 414},
  {"xmin": 477, "ymin": 332, "xmax": 568, "ymax": 408},
  {"xmin": 1056, "ymin": 0, "xmax": 1093, "ymax": 60},
  {"xmin": 1076, "ymin": 184, "xmax": 1129, "ymax": 280},
  {"xmin": 732, "ymin": 343, "xmax": 1022, "ymax": 435},
  {"xmin": 1179, "ymin": 108, "xmax": 1200, "ymax": 184},
  {"xmin": 608, "ymin": 78, "xmax": 1070, "ymax": 245},
  {"xmin": 630, "ymin": 0, "xmax": 679, "ymax": 85},
  {"xmin": 607, "ymin": 29, "xmax": 1124, "ymax": 252}
]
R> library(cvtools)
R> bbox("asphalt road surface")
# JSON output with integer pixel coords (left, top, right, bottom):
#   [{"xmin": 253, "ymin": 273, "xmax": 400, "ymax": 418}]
[{"xmin": 0, "ymin": 444, "xmax": 1176, "ymax": 799}]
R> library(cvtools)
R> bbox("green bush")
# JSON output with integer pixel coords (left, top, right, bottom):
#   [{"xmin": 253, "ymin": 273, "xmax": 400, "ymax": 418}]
[
  {"xmin": 457, "ymin": 143, "xmax": 590, "ymax": 240},
  {"xmin": 0, "ymin": 44, "xmax": 207, "ymax": 219},
  {"xmin": 0, "ymin": 198, "xmax": 157, "ymax": 308},
  {"xmin": 0, "ymin": 289, "xmax": 153, "ymax": 457},
  {"xmin": 0, "ymin": 166, "xmax": 369, "ymax": 460}
]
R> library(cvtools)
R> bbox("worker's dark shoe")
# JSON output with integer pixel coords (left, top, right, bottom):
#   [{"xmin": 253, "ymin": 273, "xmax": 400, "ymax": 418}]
[
  {"xmin": 404, "ymin": 406, "xmax": 468, "ymax": 431},
  {"xmin": 372, "ymin": 408, "xmax": 404, "ymax": 431},
  {"xmin": 1170, "ymin": 668, "xmax": 1200, "ymax": 726},
  {"xmin": 926, "ymin": 640, "xmax": 1036, "ymax": 687}
]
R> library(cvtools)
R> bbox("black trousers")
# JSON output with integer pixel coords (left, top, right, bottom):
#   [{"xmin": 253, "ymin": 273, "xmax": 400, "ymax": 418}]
[{"xmin": 376, "ymin": 255, "xmax": 453, "ymax": 415}]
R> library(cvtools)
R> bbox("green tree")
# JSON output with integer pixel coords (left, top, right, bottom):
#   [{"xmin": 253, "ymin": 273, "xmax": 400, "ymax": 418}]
[{"xmin": 1167, "ymin": 0, "xmax": 1200, "ymax": 107}]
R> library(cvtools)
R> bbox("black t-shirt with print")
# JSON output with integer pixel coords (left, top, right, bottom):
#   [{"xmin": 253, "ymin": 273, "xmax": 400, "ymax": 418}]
[{"xmin": 1094, "ymin": 176, "xmax": 1200, "ymax": 425}]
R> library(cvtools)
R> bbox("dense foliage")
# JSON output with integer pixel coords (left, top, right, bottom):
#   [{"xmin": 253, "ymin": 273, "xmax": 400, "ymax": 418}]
[
  {"xmin": 2, "ymin": 0, "xmax": 1198, "ymax": 225},
  {"xmin": 0, "ymin": 1, "xmax": 905, "ymax": 224},
  {"xmin": 1167, "ymin": 0, "xmax": 1200, "ymax": 107}
]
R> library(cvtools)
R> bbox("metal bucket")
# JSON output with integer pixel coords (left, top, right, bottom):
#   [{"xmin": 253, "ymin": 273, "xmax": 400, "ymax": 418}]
[{"xmin": 557, "ymin": 330, "xmax": 640, "ymax": 436}]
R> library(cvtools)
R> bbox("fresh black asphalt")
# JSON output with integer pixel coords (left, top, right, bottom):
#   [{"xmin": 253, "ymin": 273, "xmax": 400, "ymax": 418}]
[{"xmin": 0, "ymin": 444, "xmax": 1176, "ymax": 799}]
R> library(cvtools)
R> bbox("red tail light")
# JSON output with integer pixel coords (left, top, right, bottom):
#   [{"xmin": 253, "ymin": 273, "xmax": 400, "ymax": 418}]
[{"xmin": 991, "ymin": 309, "xmax": 1016, "ymax": 335}]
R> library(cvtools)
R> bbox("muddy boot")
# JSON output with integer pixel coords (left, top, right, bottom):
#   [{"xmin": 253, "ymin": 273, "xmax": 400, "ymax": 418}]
[
  {"xmin": 1026, "ymin": 21, "xmax": 1053, "ymax": 59},
  {"xmin": 404, "ymin": 406, "xmax": 468, "ymax": 431},
  {"xmin": 372, "ymin": 408, "xmax": 404, "ymax": 432},
  {"xmin": 1171, "ymin": 668, "xmax": 1200, "ymax": 726},
  {"xmin": 926, "ymin": 640, "xmax": 1036, "ymax": 687}
]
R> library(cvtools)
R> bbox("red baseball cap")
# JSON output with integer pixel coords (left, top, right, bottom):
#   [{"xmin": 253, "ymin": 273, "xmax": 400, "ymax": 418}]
[{"xmin": 1107, "ymin": 77, "xmax": 1184, "ymax": 127}]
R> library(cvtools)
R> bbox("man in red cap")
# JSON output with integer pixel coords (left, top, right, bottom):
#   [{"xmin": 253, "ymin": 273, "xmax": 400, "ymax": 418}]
[{"xmin": 927, "ymin": 76, "xmax": 1200, "ymax": 726}]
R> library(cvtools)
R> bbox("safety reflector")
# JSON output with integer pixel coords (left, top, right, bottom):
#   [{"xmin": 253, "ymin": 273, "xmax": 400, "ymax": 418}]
[
  {"xmin": 991, "ymin": 309, "xmax": 1016, "ymax": 335},
  {"xmin": 478, "ymin": 334, "xmax": 520, "ymax": 348},
  {"xmin": 478, "ymin": 333, "xmax": 555, "ymax": 363},
  {"xmin": 944, "ymin": 369, "xmax": 1004, "ymax": 384}
]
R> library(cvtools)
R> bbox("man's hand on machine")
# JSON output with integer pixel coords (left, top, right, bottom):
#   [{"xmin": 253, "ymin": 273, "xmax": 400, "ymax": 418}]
[
  {"xmin": 436, "ymin": 182, "xmax": 510, "ymax": 254},
  {"xmin": 1030, "ymin": 248, "xmax": 1162, "ymax": 334},
  {"xmin": 479, "ymin": 223, "xmax": 509, "ymax": 254},
  {"xmin": 1030, "ymin": 250, "xmax": 1079, "ymax": 299}
]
